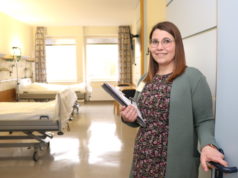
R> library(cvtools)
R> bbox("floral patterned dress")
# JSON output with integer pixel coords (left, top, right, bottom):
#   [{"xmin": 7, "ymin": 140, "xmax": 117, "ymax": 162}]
[{"xmin": 131, "ymin": 74, "xmax": 172, "ymax": 178}]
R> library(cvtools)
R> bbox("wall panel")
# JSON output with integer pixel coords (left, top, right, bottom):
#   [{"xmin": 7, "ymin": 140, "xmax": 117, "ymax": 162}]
[
  {"xmin": 167, "ymin": 0, "xmax": 216, "ymax": 37},
  {"xmin": 184, "ymin": 29, "xmax": 217, "ymax": 96}
]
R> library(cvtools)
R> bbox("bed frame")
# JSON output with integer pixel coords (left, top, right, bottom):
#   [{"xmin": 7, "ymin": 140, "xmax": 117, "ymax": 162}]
[
  {"xmin": 18, "ymin": 91, "xmax": 86, "ymax": 101},
  {"xmin": 0, "ymin": 120, "xmax": 63, "ymax": 161},
  {"xmin": 0, "ymin": 90, "xmax": 76, "ymax": 161}
]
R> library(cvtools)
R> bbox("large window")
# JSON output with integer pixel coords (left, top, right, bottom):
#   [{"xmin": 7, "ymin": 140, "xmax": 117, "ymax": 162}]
[
  {"xmin": 86, "ymin": 37, "xmax": 119, "ymax": 81},
  {"xmin": 45, "ymin": 38, "xmax": 77, "ymax": 82}
]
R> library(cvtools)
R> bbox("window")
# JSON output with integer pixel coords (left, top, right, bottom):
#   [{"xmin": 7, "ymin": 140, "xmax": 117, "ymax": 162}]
[
  {"xmin": 86, "ymin": 37, "xmax": 119, "ymax": 81},
  {"xmin": 45, "ymin": 38, "xmax": 77, "ymax": 82}
]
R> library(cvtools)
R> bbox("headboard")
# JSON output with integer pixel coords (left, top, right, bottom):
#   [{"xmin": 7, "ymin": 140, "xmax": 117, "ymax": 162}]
[{"xmin": 19, "ymin": 78, "xmax": 32, "ymax": 86}]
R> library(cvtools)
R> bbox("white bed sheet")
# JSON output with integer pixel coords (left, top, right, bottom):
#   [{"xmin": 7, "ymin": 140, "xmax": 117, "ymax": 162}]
[
  {"xmin": 0, "ymin": 100, "xmax": 57, "ymax": 121},
  {"xmin": 19, "ymin": 82, "xmax": 88, "ymax": 94},
  {"xmin": 0, "ymin": 88, "xmax": 77, "ymax": 124},
  {"xmin": 59, "ymin": 88, "xmax": 77, "ymax": 122}
]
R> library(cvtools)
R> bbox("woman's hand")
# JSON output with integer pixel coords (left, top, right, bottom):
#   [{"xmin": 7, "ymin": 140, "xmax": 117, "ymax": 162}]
[
  {"xmin": 200, "ymin": 145, "xmax": 228, "ymax": 172},
  {"xmin": 120, "ymin": 105, "xmax": 138, "ymax": 123}
]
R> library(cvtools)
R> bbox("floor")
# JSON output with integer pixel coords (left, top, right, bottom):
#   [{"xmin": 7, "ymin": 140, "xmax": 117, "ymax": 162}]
[{"xmin": 0, "ymin": 101, "xmax": 138, "ymax": 178}]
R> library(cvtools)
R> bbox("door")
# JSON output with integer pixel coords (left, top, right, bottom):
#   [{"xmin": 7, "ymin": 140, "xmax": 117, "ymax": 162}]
[{"xmin": 215, "ymin": 0, "xmax": 238, "ymax": 177}]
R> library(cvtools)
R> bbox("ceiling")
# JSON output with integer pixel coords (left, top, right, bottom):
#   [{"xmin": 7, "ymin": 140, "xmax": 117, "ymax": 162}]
[{"xmin": 0, "ymin": 0, "xmax": 140, "ymax": 26}]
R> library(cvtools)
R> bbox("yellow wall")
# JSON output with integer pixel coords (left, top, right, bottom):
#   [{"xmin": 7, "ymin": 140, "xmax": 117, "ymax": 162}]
[
  {"xmin": 143, "ymin": 0, "xmax": 166, "ymax": 72},
  {"xmin": 0, "ymin": 12, "xmax": 33, "ymax": 56},
  {"xmin": 84, "ymin": 26, "xmax": 118, "ymax": 36},
  {"xmin": 0, "ymin": 12, "xmax": 33, "ymax": 91},
  {"xmin": 145, "ymin": 0, "xmax": 166, "ymax": 39},
  {"xmin": 131, "ymin": 1, "xmax": 141, "ymax": 85}
]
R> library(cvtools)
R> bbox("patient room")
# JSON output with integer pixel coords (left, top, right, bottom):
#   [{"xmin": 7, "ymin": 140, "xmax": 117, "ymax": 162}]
[{"xmin": 0, "ymin": 0, "xmax": 219, "ymax": 178}]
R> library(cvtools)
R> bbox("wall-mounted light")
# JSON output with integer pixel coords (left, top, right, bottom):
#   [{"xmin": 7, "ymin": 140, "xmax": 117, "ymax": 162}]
[{"xmin": 12, "ymin": 46, "xmax": 21, "ymax": 61}]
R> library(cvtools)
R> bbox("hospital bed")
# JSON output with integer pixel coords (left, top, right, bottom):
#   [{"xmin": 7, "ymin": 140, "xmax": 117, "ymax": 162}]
[
  {"xmin": 17, "ymin": 78, "xmax": 92, "ymax": 102},
  {"xmin": 0, "ymin": 88, "xmax": 77, "ymax": 161}
]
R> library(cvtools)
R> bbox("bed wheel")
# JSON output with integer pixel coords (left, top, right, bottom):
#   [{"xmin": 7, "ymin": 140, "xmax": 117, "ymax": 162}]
[
  {"xmin": 57, "ymin": 131, "xmax": 64, "ymax": 135},
  {"xmin": 33, "ymin": 151, "xmax": 39, "ymax": 162}
]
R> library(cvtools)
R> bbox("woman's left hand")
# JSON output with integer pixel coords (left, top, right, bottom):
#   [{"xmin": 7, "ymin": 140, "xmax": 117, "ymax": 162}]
[{"xmin": 200, "ymin": 145, "xmax": 228, "ymax": 172}]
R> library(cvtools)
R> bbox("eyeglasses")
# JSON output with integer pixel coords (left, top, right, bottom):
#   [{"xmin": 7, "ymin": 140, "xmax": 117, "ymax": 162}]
[{"xmin": 149, "ymin": 38, "xmax": 174, "ymax": 48}]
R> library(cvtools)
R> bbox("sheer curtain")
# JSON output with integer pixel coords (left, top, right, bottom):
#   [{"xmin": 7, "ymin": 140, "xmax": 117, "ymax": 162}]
[
  {"xmin": 118, "ymin": 26, "xmax": 133, "ymax": 84},
  {"xmin": 35, "ymin": 27, "xmax": 47, "ymax": 82}
]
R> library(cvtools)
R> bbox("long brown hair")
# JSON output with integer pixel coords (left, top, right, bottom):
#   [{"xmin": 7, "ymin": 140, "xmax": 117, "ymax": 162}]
[{"xmin": 144, "ymin": 21, "xmax": 186, "ymax": 83}]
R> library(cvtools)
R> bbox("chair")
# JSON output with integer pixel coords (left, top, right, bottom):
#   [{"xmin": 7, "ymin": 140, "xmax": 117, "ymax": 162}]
[
  {"xmin": 117, "ymin": 83, "xmax": 130, "ymax": 87},
  {"xmin": 121, "ymin": 89, "xmax": 135, "ymax": 99}
]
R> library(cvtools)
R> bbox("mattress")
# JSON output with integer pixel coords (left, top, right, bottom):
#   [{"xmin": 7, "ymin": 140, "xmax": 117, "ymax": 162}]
[
  {"xmin": 0, "ymin": 100, "xmax": 57, "ymax": 121},
  {"xmin": 0, "ymin": 88, "xmax": 76, "ymax": 122}
]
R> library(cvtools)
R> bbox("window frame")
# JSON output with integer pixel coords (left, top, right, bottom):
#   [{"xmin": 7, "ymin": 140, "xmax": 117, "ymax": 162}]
[
  {"xmin": 45, "ymin": 37, "xmax": 78, "ymax": 83},
  {"xmin": 85, "ymin": 36, "xmax": 119, "ymax": 82}
]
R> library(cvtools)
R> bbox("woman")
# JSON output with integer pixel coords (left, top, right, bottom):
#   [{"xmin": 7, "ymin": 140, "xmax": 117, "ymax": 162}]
[{"xmin": 121, "ymin": 21, "xmax": 228, "ymax": 178}]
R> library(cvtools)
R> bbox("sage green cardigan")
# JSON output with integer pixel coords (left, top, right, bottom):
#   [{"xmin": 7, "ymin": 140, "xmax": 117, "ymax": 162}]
[{"xmin": 128, "ymin": 67, "xmax": 217, "ymax": 178}]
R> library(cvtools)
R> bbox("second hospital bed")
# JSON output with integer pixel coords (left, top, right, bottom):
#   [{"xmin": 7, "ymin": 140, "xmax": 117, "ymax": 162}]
[
  {"xmin": 17, "ymin": 78, "xmax": 92, "ymax": 101},
  {"xmin": 0, "ymin": 88, "xmax": 77, "ymax": 161}
]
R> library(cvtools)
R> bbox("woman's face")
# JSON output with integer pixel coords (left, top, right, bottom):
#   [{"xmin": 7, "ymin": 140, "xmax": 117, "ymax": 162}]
[{"xmin": 149, "ymin": 29, "xmax": 176, "ymax": 68}]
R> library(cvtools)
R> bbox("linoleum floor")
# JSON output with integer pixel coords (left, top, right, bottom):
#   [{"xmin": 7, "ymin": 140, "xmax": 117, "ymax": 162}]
[{"xmin": 0, "ymin": 101, "xmax": 138, "ymax": 178}]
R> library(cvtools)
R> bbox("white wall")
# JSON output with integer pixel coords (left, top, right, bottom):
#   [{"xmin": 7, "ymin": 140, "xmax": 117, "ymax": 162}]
[{"xmin": 166, "ymin": 0, "xmax": 217, "ymax": 178}]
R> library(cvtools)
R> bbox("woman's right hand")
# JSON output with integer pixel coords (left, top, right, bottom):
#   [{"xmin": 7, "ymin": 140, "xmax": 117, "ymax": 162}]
[{"xmin": 120, "ymin": 105, "xmax": 138, "ymax": 123}]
